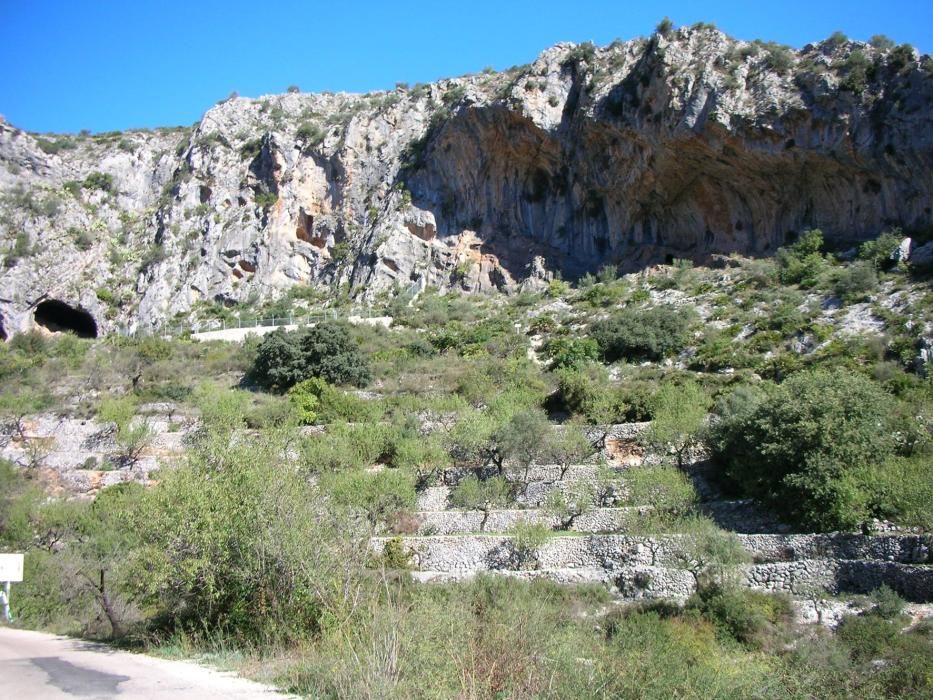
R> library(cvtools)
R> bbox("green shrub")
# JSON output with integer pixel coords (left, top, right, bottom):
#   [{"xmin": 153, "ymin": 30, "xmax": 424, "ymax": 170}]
[
  {"xmin": 139, "ymin": 244, "xmax": 168, "ymax": 271},
  {"xmin": 854, "ymin": 454, "xmax": 933, "ymax": 530},
  {"xmin": 858, "ymin": 230, "xmax": 903, "ymax": 270},
  {"xmin": 296, "ymin": 121, "xmax": 325, "ymax": 146},
  {"xmin": 325, "ymin": 468, "xmax": 417, "ymax": 527},
  {"xmin": 710, "ymin": 369, "xmax": 900, "ymax": 530},
  {"xmin": 834, "ymin": 261, "xmax": 879, "ymax": 303},
  {"xmin": 542, "ymin": 336, "xmax": 599, "ymax": 370},
  {"xmin": 686, "ymin": 585, "xmax": 791, "ymax": 649},
  {"xmin": 287, "ymin": 377, "xmax": 380, "ymax": 424},
  {"xmin": 869, "ymin": 585, "xmax": 906, "ymax": 620},
  {"xmin": 837, "ymin": 614, "xmax": 900, "ymax": 662},
  {"xmin": 252, "ymin": 322, "xmax": 371, "ymax": 391},
  {"xmin": 508, "ymin": 521, "xmax": 552, "ymax": 568},
  {"xmin": 379, "ymin": 537, "xmax": 412, "ymax": 569},
  {"xmin": 35, "ymin": 136, "xmax": 77, "ymax": 154},
  {"xmin": 554, "ymin": 365, "xmax": 642, "ymax": 423},
  {"xmin": 9, "ymin": 330, "xmax": 48, "ymax": 356},
  {"xmin": 254, "ymin": 191, "xmax": 278, "ymax": 209},
  {"xmin": 623, "ymin": 465, "xmax": 697, "ymax": 527},
  {"xmin": 82, "ymin": 171, "xmax": 114, "ymax": 192},
  {"xmin": 70, "ymin": 227, "xmax": 94, "ymax": 251},
  {"xmin": 528, "ymin": 314, "xmax": 557, "ymax": 334},
  {"xmin": 547, "ymin": 278, "xmax": 570, "ymax": 298},
  {"xmin": 135, "ymin": 428, "xmax": 369, "ymax": 643},
  {"xmin": 4, "ymin": 231, "xmax": 32, "ymax": 267},
  {"xmin": 286, "ymin": 379, "xmax": 319, "ymax": 424},
  {"xmin": 591, "ymin": 305, "xmax": 693, "ymax": 362},
  {"xmin": 763, "ymin": 43, "xmax": 794, "ymax": 73},
  {"xmin": 839, "ymin": 49, "xmax": 870, "ymax": 93},
  {"xmin": 243, "ymin": 394, "xmax": 295, "ymax": 429},
  {"xmin": 690, "ymin": 331, "xmax": 757, "ymax": 371},
  {"xmin": 776, "ymin": 229, "xmax": 826, "ymax": 287},
  {"xmin": 239, "ymin": 139, "xmax": 262, "ymax": 159}
]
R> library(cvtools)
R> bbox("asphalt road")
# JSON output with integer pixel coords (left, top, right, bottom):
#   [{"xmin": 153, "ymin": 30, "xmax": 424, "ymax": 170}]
[{"xmin": 0, "ymin": 627, "xmax": 295, "ymax": 699}]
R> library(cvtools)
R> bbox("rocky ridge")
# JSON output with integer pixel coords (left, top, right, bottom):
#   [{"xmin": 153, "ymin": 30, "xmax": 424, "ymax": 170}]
[{"xmin": 0, "ymin": 26, "xmax": 931, "ymax": 336}]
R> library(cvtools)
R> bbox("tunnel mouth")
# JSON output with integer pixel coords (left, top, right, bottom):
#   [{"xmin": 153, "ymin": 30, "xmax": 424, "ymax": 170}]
[{"xmin": 34, "ymin": 299, "xmax": 98, "ymax": 338}]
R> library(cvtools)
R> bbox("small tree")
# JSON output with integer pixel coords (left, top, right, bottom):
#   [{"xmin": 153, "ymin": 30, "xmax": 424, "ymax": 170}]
[
  {"xmin": 508, "ymin": 521, "xmax": 552, "ymax": 570},
  {"xmin": 495, "ymin": 409, "xmax": 555, "ymax": 481},
  {"xmin": 547, "ymin": 422, "xmax": 594, "ymax": 480},
  {"xmin": 450, "ymin": 474, "xmax": 512, "ymax": 510},
  {"xmin": 0, "ymin": 388, "xmax": 51, "ymax": 446},
  {"xmin": 641, "ymin": 380, "xmax": 710, "ymax": 468},
  {"xmin": 97, "ymin": 397, "xmax": 152, "ymax": 467},
  {"xmin": 671, "ymin": 517, "xmax": 750, "ymax": 588},
  {"xmin": 70, "ymin": 483, "xmax": 146, "ymax": 637},
  {"xmin": 544, "ymin": 483, "xmax": 594, "ymax": 530},
  {"xmin": 450, "ymin": 474, "xmax": 512, "ymax": 531},
  {"xmin": 623, "ymin": 464, "xmax": 698, "ymax": 530}
]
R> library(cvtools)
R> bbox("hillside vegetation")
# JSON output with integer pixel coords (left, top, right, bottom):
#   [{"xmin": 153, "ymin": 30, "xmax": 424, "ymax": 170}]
[{"xmin": 1, "ymin": 223, "xmax": 931, "ymax": 697}]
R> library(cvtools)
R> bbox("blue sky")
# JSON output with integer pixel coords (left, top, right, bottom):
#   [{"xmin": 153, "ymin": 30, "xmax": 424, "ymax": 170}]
[{"xmin": 1, "ymin": 1, "xmax": 931, "ymax": 134}]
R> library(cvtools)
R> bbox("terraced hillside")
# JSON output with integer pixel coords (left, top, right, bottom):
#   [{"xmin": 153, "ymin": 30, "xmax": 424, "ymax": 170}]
[
  {"xmin": 1, "ymin": 229, "xmax": 931, "ymax": 695},
  {"xmin": 372, "ymin": 424, "xmax": 933, "ymax": 603}
]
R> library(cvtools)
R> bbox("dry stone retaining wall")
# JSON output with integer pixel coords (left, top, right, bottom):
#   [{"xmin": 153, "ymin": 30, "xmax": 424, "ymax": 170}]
[
  {"xmin": 405, "ymin": 503, "xmax": 797, "ymax": 535},
  {"xmin": 372, "ymin": 533, "xmax": 933, "ymax": 602}
]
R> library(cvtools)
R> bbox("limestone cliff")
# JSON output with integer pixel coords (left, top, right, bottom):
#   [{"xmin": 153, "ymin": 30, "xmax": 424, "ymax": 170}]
[{"xmin": 0, "ymin": 26, "xmax": 931, "ymax": 335}]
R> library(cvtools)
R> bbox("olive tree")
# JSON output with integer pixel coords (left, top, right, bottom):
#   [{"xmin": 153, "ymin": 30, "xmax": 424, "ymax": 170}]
[
  {"xmin": 641, "ymin": 380, "xmax": 710, "ymax": 468},
  {"xmin": 97, "ymin": 396, "xmax": 153, "ymax": 467},
  {"xmin": 671, "ymin": 517, "xmax": 750, "ymax": 588}
]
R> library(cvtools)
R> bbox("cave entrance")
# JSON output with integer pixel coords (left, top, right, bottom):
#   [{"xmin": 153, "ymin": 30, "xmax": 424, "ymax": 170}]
[
  {"xmin": 0, "ymin": 318, "xmax": 6, "ymax": 341},
  {"xmin": 33, "ymin": 299, "xmax": 98, "ymax": 338}
]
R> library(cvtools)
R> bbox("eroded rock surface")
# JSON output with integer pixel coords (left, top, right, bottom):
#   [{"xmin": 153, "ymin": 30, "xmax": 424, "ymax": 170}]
[{"xmin": 1, "ymin": 28, "xmax": 930, "ymax": 334}]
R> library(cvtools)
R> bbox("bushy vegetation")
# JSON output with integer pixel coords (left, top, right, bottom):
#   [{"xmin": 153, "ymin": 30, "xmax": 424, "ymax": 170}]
[
  {"xmin": 251, "ymin": 322, "xmax": 371, "ymax": 390},
  {"xmin": 0, "ymin": 223, "xmax": 930, "ymax": 698},
  {"xmin": 776, "ymin": 228, "xmax": 827, "ymax": 287},
  {"xmin": 710, "ymin": 368, "xmax": 929, "ymax": 530},
  {"xmin": 591, "ymin": 304, "xmax": 693, "ymax": 361}
]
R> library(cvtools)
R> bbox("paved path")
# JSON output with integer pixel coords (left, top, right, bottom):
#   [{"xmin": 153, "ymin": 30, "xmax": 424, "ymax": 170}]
[{"xmin": 0, "ymin": 627, "xmax": 295, "ymax": 699}]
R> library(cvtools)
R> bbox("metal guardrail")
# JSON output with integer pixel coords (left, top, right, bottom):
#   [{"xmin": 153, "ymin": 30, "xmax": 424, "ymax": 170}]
[{"xmin": 119, "ymin": 308, "xmax": 373, "ymax": 338}]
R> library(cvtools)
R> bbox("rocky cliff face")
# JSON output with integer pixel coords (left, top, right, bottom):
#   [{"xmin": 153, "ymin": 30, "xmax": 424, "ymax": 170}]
[{"xmin": 1, "ymin": 26, "xmax": 931, "ymax": 335}]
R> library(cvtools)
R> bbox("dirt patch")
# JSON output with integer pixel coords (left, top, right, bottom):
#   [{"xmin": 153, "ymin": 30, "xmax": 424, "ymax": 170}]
[{"xmin": 605, "ymin": 438, "xmax": 644, "ymax": 467}]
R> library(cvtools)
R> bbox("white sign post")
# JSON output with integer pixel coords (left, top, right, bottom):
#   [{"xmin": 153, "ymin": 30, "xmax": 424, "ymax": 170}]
[{"xmin": 0, "ymin": 553, "xmax": 24, "ymax": 623}]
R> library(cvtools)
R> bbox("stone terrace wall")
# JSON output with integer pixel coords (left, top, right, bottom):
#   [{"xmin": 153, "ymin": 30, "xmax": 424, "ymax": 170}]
[{"xmin": 373, "ymin": 533, "xmax": 933, "ymax": 602}]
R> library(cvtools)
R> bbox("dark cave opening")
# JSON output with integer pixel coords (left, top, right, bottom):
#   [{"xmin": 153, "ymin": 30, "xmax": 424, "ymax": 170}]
[
  {"xmin": 33, "ymin": 299, "xmax": 98, "ymax": 338},
  {"xmin": 0, "ymin": 318, "xmax": 6, "ymax": 341}
]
